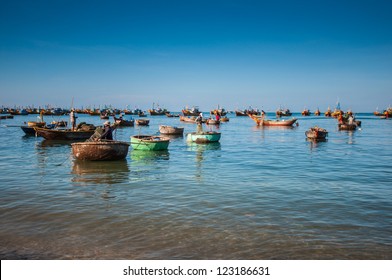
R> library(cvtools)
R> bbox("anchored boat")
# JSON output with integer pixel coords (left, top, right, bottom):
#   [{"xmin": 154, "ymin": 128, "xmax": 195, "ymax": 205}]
[
  {"xmin": 72, "ymin": 140, "xmax": 130, "ymax": 161},
  {"xmin": 186, "ymin": 131, "xmax": 221, "ymax": 143},
  {"xmin": 130, "ymin": 135, "xmax": 170, "ymax": 151},
  {"xmin": 248, "ymin": 114, "xmax": 297, "ymax": 126},
  {"xmin": 159, "ymin": 125, "xmax": 184, "ymax": 135},
  {"xmin": 305, "ymin": 127, "xmax": 328, "ymax": 140}
]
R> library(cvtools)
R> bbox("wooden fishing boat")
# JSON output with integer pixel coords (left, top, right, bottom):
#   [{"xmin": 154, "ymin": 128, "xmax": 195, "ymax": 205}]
[
  {"xmin": 148, "ymin": 103, "xmax": 169, "ymax": 115},
  {"xmin": 324, "ymin": 107, "xmax": 332, "ymax": 117},
  {"xmin": 130, "ymin": 135, "xmax": 170, "ymax": 151},
  {"xmin": 180, "ymin": 115, "xmax": 197, "ymax": 123},
  {"xmin": 135, "ymin": 118, "xmax": 150, "ymax": 126},
  {"xmin": 220, "ymin": 116, "xmax": 229, "ymax": 122},
  {"xmin": 138, "ymin": 112, "xmax": 147, "ymax": 117},
  {"xmin": 338, "ymin": 123, "xmax": 357, "ymax": 131},
  {"xmin": 305, "ymin": 127, "xmax": 328, "ymax": 140},
  {"xmin": 248, "ymin": 114, "xmax": 297, "ymax": 126},
  {"xmin": 113, "ymin": 116, "xmax": 135, "ymax": 126},
  {"xmin": 210, "ymin": 107, "xmax": 227, "ymax": 116},
  {"xmin": 235, "ymin": 107, "xmax": 260, "ymax": 116},
  {"xmin": 206, "ymin": 118, "xmax": 220, "ymax": 125},
  {"xmin": 159, "ymin": 125, "xmax": 184, "ymax": 135},
  {"xmin": 301, "ymin": 109, "xmax": 311, "ymax": 116},
  {"xmin": 27, "ymin": 121, "xmax": 46, "ymax": 127},
  {"xmin": 71, "ymin": 140, "xmax": 130, "ymax": 161},
  {"xmin": 165, "ymin": 112, "xmax": 180, "ymax": 117},
  {"xmin": 276, "ymin": 108, "xmax": 292, "ymax": 117},
  {"xmin": 34, "ymin": 127, "xmax": 95, "ymax": 140},
  {"xmin": 182, "ymin": 106, "xmax": 201, "ymax": 116},
  {"xmin": 186, "ymin": 131, "xmax": 221, "ymax": 143},
  {"xmin": 21, "ymin": 126, "xmax": 38, "ymax": 136}
]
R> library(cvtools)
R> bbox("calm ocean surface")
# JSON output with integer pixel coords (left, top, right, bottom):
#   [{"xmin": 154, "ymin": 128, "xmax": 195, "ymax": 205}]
[{"xmin": 0, "ymin": 113, "xmax": 391, "ymax": 259}]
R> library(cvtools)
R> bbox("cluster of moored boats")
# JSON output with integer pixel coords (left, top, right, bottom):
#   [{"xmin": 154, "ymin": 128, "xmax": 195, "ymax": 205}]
[
  {"xmin": 4, "ymin": 102, "xmax": 389, "ymax": 162},
  {"xmin": 6, "ymin": 111, "xmax": 367, "ymax": 162}
]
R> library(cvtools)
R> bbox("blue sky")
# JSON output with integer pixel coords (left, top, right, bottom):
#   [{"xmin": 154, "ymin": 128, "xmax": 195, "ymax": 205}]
[{"xmin": 0, "ymin": 0, "xmax": 391, "ymax": 112}]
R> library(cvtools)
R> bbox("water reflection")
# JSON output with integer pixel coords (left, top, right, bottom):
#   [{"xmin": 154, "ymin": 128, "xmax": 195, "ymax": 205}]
[
  {"xmin": 71, "ymin": 159, "xmax": 130, "ymax": 186},
  {"xmin": 35, "ymin": 140, "xmax": 73, "ymax": 168},
  {"xmin": 162, "ymin": 134, "xmax": 184, "ymax": 141},
  {"xmin": 130, "ymin": 149, "xmax": 170, "ymax": 162},
  {"xmin": 187, "ymin": 142, "xmax": 221, "ymax": 180},
  {"xmin": 338, "ymin": 130, "xmax": 356, "ymax": 145},
  {"xmin": 306, "ymin": 138, "xmax": 328, "ymax": 150},
  {"xmin": 38, "ymin": 139, "xmax": 76, "ymax": 147}
]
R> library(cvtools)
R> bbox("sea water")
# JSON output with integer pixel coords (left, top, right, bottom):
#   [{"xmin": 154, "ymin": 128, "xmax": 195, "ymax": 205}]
[{"xmin": 0, "ymin": 113, "xmax": 391, "ymax": 259}]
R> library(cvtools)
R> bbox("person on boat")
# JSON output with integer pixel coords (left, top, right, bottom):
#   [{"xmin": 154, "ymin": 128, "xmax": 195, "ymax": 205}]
[
  {"xmin": 338, "ymin": 114, "xmax": 344, "ymax": 124},
  {"xmin": 195, "ymin": 113, "xmax": 203, "ymax": 133},
  {"xmin": 70, "ymin": 108, "xmax": 78, "ymax": 131},
  {"xmin": 215, "ymin": 113, "xmax": 220, "ymax": 121},
  {"xmin": 100, "ymin": 121, "xmax": 114, "ymax": 140},
  {"xmin": 348, "ymin": 115, "xmax": 354, "ymax": 125}
]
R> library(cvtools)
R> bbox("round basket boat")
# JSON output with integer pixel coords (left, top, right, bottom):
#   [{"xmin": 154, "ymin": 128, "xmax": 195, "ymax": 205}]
[{"xmin": 71, "ymin": 140, "xmax": 130, "ymax": 161}]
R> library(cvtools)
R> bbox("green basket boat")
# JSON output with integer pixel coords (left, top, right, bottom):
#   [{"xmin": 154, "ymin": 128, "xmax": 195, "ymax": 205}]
[
  {"xmin": 186, "ymin": 131, "xmax": 221, "ymax": 143},
  {"xmin": 130, "ymin": 135, "xmax": 170, "ymax": 151}
]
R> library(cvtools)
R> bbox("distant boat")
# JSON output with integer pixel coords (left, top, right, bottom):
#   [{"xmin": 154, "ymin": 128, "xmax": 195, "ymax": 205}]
[
  {"xmin": 235, "ymin": 108, "xmax": 260, "ymax": 116},
  {"xmin": 182, "ymin": 106, "xmax": 201, "ymax": 116},
  {"xmin": 180, "ymin": 115, "xmax": 197, "ymax": 123},
  {"xmin": 165, "ymin": 112, "xmax": 179, "ymax": 118},
  {"xmin": 220, "ymin": 116, "xmax": 229, "ymax": 122},
  {"xmin": 148, "ymin": 103, "xmax": 169, "ymax": 115},
  {"xmin": 113, "ymin": 116, "xmax": 135, "ymax": 127},
  {"xmin": 248, "ymin": 114, "xmax": 297, "ymax": 126},
  {"xmin": 276, "ymin": 107, "xmax": 292, "ymax": 117},
  {"xmin": 210, "ymin": 106, "xmax": 227, "ymax": 116},
  {"xmin": 186, "ymin": 131, "xmax": 221, "ymax": 143},
  {"xmin": 301, "ymin": 109, "xmax": 311, "ymax": 116},
  {"xmin": 325, "ymin": 107, "xmax": 332, "ymax": 117},
  {"xmin": 135, "ymin": 119, "xmax": 150, "ymax": 126},
  {"xmin": 130, "ymin": 135, "xmax": 170, "ymax": 151},
  {"xmin": 159, "ymin": 125, "xmax": 184, "ymax": 135},
  {"xmin": 71, "ymin": 140, "xmax": 130, "ymax": 161},
  {"xmin": 206, "ymin": 118, "xmax": 220, "ymax": 125}
]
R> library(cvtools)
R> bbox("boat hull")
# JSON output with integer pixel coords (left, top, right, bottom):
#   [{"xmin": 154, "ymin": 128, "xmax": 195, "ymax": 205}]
[
  {"xmin": 249, "ymin": 114, "xmax": 297, "ymax": 126},
  {"xmin": 71, "ymin": 141, "xmax": 130, "ymax": 161},
  {"xmin": 130, "ymin": 135, "xmax": 170, "ymax": 151},
  {"xmin": 186, "ymin": 132, "xmax": 221, "ymax": 143},
  {"xmin": 180, "ymin": 115, "xmax": 196, "ymax": 123},
  {"xmin": 21, "ymin": 126, "xmax": 37, "ymax": 135},
  {"xmin": 34, "ymin": 127, "xmax": 95, "ymax": 140},
  {"xmin": 338, "ymin": 124, "xmax": 357, "ymax": 131},
  {"xmin": 135, "ymin": 119, "xmax": 150, "ymax": 126},
  {"xmin": 305, "ymin": 128, "xmax": 328, "ymax": 140},
  {"xmin": 148, "ymin": 109, "xmax": 169, "ymax": 115},
  {"xmin": 114, "ymin": 117, "xmax": 134, "ymax": 126},
  {"xmin": 159, "ymin": 125, "xmax": 184, "ymax": 135}
]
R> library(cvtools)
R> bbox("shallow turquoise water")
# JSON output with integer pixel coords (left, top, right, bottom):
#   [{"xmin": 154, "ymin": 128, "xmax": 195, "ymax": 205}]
[{"xmin": 0, "ymin": 113, "xmax": 391, "ymax": 259}]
